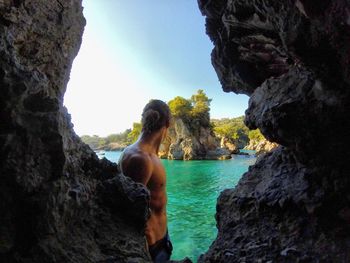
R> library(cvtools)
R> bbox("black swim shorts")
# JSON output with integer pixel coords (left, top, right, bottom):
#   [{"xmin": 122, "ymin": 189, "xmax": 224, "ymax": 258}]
[{"xmin": 149, "ymin": 231, "xmax": 173, "ymax": 263}]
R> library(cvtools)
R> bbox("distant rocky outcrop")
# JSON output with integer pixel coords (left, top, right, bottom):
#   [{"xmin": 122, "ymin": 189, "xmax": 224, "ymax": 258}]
[
  {"xmin": 198, "ymin": 0, "xmax": 350, "ymax": 261},
  {"xmin": 245, "ymin": 139, "xmax": 278, "ymax": 155},
  {"xmin": 220, "ymin": 137, "xmax": 239, "ymax": 154},
  {"xmin": 98, "ymin": 142, "xmax": 126, "ymax": 151},
  {"xmin": 160, "ymin": 118, "xmax": 231, "ymax": 160}
]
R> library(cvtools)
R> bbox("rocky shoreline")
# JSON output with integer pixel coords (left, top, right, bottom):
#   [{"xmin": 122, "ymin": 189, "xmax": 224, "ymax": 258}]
[
  {"xmin": 93, "ymin": 138, "xmax": 273, "ymax": 158},
  {"xmin": 245, "ymin": 139, "xmax": 278, "ymax": 155}
]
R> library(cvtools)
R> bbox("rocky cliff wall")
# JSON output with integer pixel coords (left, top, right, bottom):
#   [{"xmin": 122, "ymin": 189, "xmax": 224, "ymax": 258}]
[
  {"xmin": 160, "ymin": 118, "xmax": 231, "ymax": 160},
  {"xmin": 0, "ymin": 1, "xmax": 152, "ymax": 262},
  {"xmin": 198, "ymin": 0, "xmax": 350, "ymax": 261}
]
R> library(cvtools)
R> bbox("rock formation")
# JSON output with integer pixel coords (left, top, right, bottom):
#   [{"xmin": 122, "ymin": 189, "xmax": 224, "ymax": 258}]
[
  {"xmin": 198, "ymin": 0, "xmax": 350, "ymax": 261},
  {"xmin": 0, "ymin": 1, "xmax": 153, "ymax": 262},
  {"xmin": 220, "ymin": 137, "xmax": 239, "ymax": 154},
  {"xmin": 100, "ymin": 142, "xmax": 126, "ymax": 151},
  {"xmin": 160, "ymin": 118, "xmax": 231, "ymax": 160},
  {"xmin": 245, "ymin": 138, "xmax": 278, "ymax": 155}
]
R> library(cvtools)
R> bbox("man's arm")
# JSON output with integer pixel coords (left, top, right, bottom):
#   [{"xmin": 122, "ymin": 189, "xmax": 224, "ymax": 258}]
[{"xmin": 124, "ymin": 154, "xmax": 153, "ymax": 185}]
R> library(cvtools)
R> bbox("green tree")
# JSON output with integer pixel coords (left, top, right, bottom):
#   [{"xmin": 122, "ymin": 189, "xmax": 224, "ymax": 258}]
[
  {"xmin": 98, "ymin": 138, "xmax": 107, "ymax": 148},
  {"xmin": 191, "ymin": 89, "xmax": 212, "ymax": 127},
  {"xmin": 248, "ymin": 129, "xmax": 265, "ymax": 141},
  {"xmin": 127, "ymin": 122, "xmax": 142, "ymax": 143},
  {"xmin": 105, "ymin": 129, "xmax": 131, "ymax": 145},
  {"xmin": 105, "ymin": 134, "xmax": 119, "ymax": 144},
  {"xmin": 81, "ymin": 135, "xmax": 105, "ymax": 149},
  {"xmin": 80, "ymin": 128, "xmax": 135, "ymax": 150},
  {"xmin": 211, "ymin": 116, "xmax": 250, "ymax": 147},
  {"xmin": 168, "ymin": 96, "xmax": 193, "ymax": 118},
  {"xmin": 213, "ymin": 123, "xmax": 235, "ymax": 138},
  {"xmin": 167, "ymin": 90, "xmax": 213, "ymax": 132}
]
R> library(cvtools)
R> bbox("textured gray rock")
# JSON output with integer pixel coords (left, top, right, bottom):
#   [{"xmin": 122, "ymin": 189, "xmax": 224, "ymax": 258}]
[
  {"xmin": 198, "ymin": 0, "xmax": 350, "ymax": 261},
  {"xmin": 201, "ymin": 147, "xmax": 350, "ymax": 262},
  {"xmin": 0, "ymin": 1, "xmax": 152, "ymax": 262}
]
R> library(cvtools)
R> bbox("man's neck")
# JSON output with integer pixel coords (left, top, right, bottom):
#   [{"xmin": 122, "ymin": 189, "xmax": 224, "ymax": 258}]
[{"xmin": 138, "ymin": 130, "xmax": 163, "ymax": 154}]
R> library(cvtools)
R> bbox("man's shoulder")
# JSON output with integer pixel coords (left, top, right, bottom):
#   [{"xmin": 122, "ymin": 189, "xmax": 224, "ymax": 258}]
[
  {"xmin": 122, "ymin": 146, "xmax": 152, "ymax": 167},
  {"xmin": 121, "ymin": 147, "xmax": 154, "ymax": 183},
  {"xmin": 128, "ymin": 152, "xmax": 152, "ymax": 166}
]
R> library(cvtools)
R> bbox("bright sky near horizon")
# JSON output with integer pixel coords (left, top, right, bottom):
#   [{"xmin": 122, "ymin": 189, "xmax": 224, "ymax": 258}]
[{"xmin": 64, "ymin": 0, "xmax": 249, "ymax": 137}]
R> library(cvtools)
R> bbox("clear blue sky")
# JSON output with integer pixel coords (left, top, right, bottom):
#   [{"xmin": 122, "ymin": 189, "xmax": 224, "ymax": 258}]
[{"xmin": 64, "ymin": 0, "xmax": 249, "ymax": 136}]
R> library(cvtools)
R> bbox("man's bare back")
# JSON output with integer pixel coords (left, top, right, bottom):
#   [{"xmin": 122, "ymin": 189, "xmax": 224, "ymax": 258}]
[
  {"xmin": 120, "ymin": 142, "xmax": 168, "ymax": 246},
  {"xmin": 119, "ymin": 99, "xmax": 172, "ymax": 262}
]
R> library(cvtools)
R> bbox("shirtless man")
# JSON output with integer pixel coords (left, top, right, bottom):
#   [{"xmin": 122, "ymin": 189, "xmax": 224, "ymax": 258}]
[{"xmin": 119, "ymin": 100, "xmax": 172, "ymax": 262}]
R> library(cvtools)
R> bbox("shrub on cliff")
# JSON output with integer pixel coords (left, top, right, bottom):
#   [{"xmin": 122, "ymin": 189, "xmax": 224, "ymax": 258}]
[
  {"xmin": 168, "ymin": 89, "xmax": 213, "ymax": 133},
  {"xmin": 212, "ymin": 116, "xmax": 250, "ymax": 147},
  {"xmin": 190, "ymin": 89, "xmax": 212, "ymax": 128},
  {"xmin": 168, "ymin": 96, "xmax": 193, "ymax": 119},
  {"xmin": 248, "ymin": 129, "xmax": 265, "ymax": 141}
]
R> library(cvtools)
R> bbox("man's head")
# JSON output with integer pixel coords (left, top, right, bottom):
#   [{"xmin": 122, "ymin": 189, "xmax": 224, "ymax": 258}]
[{"xmin": 141, "ymin": 99, "xmax": 171, "ymax": 135}]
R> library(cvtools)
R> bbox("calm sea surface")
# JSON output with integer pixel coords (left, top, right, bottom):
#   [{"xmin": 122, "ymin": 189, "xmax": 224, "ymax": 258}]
[{"xmin": 99, "ymin": 150, "xmax": 256, "ymax": 262}]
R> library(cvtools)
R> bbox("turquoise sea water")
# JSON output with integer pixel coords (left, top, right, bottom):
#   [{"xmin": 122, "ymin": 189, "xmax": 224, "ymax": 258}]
[{"xmin": 100, "ymin": 150, "xmax": 256, "ymax": 262}]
